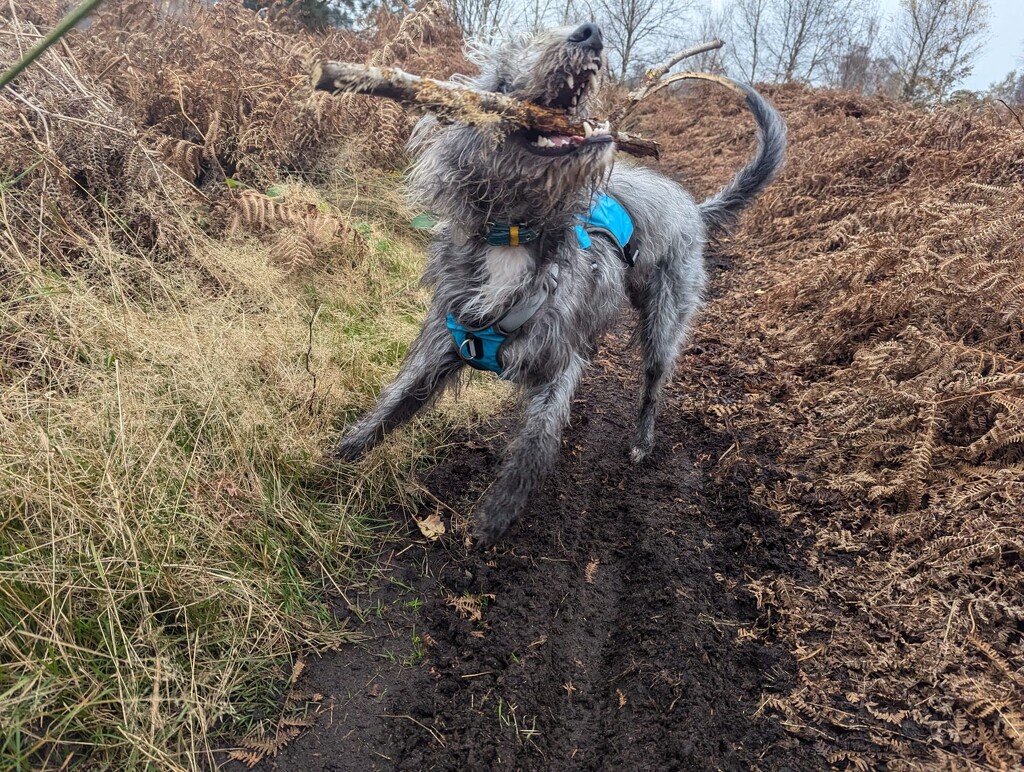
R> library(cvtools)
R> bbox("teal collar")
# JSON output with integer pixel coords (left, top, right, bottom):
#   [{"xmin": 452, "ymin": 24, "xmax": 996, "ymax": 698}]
[
  {"xmin": 481, "ymin": 193, "xmax": 635, "ymax": 261},
  {"xmin": 486, "ymin": 222, "xmax": 540, "ymax": 247}
]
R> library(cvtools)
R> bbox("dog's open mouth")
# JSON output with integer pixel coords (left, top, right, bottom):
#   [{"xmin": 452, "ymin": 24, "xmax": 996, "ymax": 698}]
[
  {"xmin": 545, "ymin": 62, "xmax": 600, "ymax": 112},
  {"xmin": 522, "ymin": 120, "xmax": 613, "ymax": 156},
  {"xmin": 520, "ymin": 61, "xmax": 612, "ymax": 156}
]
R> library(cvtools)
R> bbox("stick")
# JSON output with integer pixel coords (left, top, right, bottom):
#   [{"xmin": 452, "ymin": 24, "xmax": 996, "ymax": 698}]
[
  {"xmin": 0, "ymin": 0, "xmax": 108, "ymax": 89},
  {"xmin": 311, "ymin": 61, "xmax": 661, "ymax": 159},
  {"xmin": 644, "ymin": 39, "xmax": 725, "ymax": 86},
  {"xmin": 611, "ymin": 39, "xmax": 726, "ymax": 123}
]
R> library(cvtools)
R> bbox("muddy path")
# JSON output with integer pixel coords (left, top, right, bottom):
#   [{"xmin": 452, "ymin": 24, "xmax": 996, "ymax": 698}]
[{"xmin": 248, "ymin": 301, "xmax": 822, "ymax": 770}]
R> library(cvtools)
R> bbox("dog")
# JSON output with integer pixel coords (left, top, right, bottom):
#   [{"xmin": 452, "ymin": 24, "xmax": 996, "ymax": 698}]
[{"xmin": 335, "ymin": 23, "xmax": 786, "ymax": 548}]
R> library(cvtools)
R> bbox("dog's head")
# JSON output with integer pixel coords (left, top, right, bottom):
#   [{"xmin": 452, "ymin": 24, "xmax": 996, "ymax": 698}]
[{"xmin": 409, "ymin": 24, "xmax": 615, "ymax": 229}]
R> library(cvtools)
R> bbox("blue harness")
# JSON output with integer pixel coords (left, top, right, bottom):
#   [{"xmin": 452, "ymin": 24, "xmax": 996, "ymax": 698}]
[{"xmin": 447, "ymin": 194, "xmax": 636, "ymax": 376}]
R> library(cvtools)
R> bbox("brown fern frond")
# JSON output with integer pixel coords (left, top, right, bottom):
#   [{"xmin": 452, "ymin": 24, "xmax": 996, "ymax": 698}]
[{"xmin": 227, "ymin": 749, "xmax": 264, "ymax": 768}]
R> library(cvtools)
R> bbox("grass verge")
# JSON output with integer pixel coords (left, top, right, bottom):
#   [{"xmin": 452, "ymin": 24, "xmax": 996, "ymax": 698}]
[{"xmin": 0, "ymin": 172, "xmax": 504, "ymax": 769}]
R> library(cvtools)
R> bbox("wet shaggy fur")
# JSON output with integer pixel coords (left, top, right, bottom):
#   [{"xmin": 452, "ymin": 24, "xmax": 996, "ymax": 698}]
[{"xmin": 336, "ymin": 25, "xmax": 787, "ymax": 548}]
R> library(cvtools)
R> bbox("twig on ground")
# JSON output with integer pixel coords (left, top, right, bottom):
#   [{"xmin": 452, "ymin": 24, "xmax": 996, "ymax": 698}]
[{"xmin": 996, "ymin": 99, "xmax": 1024, "ymax": 132}]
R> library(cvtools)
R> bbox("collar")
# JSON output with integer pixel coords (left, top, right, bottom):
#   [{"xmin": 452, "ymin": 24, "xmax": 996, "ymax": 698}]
[
  {"xmin": 485, "ymin": 222, "xmax": 541, "ymax": 247},
  {"xmin": 480, "ymin": 194, "xmax": 634, "ymax": 261}
]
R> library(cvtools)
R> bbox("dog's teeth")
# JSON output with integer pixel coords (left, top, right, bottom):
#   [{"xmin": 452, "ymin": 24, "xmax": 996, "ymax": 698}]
[
  {"xmin": 566, "ymin": 74, "xmax": 574, "ymax": 89},
  {"xmin": 589, "ymin": 72, "xmax": 598, "ymax": 90},
  {"xmin": 583, "ymin": 121, "xmax": 593, "ymax": 137},
  {"xmin": 571, "ymin": 95, "xmax": 578, "ymax": 107}
]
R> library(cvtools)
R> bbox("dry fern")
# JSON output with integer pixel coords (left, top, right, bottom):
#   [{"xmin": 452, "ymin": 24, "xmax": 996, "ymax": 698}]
[{"xmin": 651, "ymin": 84, "xmax": 1024, "ymax": 768}]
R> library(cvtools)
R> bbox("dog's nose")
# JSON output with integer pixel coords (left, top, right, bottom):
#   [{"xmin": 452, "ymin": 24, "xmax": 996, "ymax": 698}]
[{"xmin": 568, "ymin": 23, "xmax": 603, "ymax": 53}]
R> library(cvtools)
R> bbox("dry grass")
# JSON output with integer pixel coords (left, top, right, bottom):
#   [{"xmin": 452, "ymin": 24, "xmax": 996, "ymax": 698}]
[
  {"xmin": 643, "ymin": 84, "xmax": 1024, "ymax": 767},
  {"xmin": 0, "ymin": 1, "xmax": 495, "ymax": 768},
  {"xmin": 0, "ymin": 171, "xmax": 449, "ymax": 768}
]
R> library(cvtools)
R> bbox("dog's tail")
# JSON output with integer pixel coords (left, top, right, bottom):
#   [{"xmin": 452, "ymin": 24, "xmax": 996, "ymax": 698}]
[{"xmin": 698, "ymin": 80, "xmax": 786, "ymax": 235}]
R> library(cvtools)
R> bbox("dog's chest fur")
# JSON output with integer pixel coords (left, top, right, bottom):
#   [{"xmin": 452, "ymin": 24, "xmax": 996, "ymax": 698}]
[
  {"xmin": 480, "ymin": 245, "xmax": 535, "ymax": 306},
  {"xmin": 465, "ymin": 235, "xmax": 629, "ymax": 381}
]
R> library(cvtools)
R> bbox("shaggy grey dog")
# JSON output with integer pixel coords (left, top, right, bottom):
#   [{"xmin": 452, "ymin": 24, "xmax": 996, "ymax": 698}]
[{"xmin": 336, "ymin": 23, "xmax": 786, "ymax": 547}]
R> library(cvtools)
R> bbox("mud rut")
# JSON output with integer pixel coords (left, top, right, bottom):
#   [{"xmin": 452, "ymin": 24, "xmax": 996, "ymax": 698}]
[{"xmin": 256, "ymin": 282, "xmax": 821, "ymax": 771}]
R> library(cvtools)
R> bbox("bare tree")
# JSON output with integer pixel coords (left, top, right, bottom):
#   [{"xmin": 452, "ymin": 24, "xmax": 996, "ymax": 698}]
[
  {"xmin": 688, "ymin": 3, "xmax": 730, "ymax": 74},
  {"xmin": 990, "ymin": 67, "xmax": 1024, "ymax": 105},
  {"xmin": 825, "ymin": 12, "xmax": 898, "ymax": 93},
  {"xmin": 721, "ymin": 0, "xmax": 771, "ymax": 82},
  {"xmin": 710, "ymin": 0, "xmax": 877, "ymax": 85},
  {"xmin": 886, "ymin": 0, "xmax": 991, "ymax": 102},
  {"xmin": 449, "ymin": 0, "xmax": 514, "ymax": 36},
  {"xmin": 763, "ymin": 0, "xmax": 877, "ymax": 83},
  {"xmin": 592, "ymin": 0, "xmax": 697, "ymax": 82}
]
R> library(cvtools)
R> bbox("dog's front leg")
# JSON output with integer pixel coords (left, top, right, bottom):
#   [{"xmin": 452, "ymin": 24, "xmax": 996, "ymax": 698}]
[
  {"xmin": 335, "ymin": 311, "xmax": 463, "ymax": 460},
  {"xmin": 473, "ymin": 355, "xmax": 585, "ymax": 548}
]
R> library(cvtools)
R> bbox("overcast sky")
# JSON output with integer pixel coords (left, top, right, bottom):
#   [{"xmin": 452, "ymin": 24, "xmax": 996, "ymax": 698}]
[
  {"xmin": 701, "ymin": 0, "xmax": 1022, "ymax": 91},
  {"xmin": 875, "ymin": 0, "xmax": 1020, "ymax": 90}
]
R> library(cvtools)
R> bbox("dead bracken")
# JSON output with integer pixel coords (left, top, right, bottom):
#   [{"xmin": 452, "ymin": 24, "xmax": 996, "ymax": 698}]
[{"xmin": 649, "ymin": 83, "xmax": 1024, "ymax": 769}]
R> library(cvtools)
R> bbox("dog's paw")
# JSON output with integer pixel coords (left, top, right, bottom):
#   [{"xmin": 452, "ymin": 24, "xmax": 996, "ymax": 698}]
[
  {"xmin": 471, "ymin": 517, "xmax": 509, "ymax": 551},
  {"xmin": 333, "ymin": 434, "xmax": 368, "ymax": 462},
  {"xmin": 629, "ymin": 445, "xmax": 650, "ymax": 465}
]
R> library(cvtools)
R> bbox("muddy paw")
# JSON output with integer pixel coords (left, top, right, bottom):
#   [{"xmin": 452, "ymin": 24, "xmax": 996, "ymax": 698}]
[
  {"xmin": 471, "ymin": 516, "xmax": 509, "ymax": 551},
  {"xmin": 629, "ymin": 445, "xmax": 651, "ymax": 465}
]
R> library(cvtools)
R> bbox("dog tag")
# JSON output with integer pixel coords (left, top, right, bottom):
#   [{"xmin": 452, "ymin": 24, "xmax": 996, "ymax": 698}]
[{"xmin": 451, "ymin": 225, "xmax": 469, "ymax": 247}]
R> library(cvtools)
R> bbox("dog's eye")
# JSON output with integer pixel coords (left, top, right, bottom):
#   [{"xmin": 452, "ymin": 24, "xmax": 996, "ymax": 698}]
[{"xmin": 494, "ymin": 79, "xmax": 512, "ymax": 94}]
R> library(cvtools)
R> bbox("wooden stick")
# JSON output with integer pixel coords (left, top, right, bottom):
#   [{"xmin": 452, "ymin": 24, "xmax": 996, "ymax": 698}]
[
  {"xmin": 311, "ymin": 61, "xmax": 661, "ymax": 159},
  {"xmin": 611, "ymin": 39, "xmax": 726, "ymax": 123},
  {"xmin": 643, "ymin": 39, "xmax": 725, "ymax": 86},
  {"xmin": 646, "ymin": 71, "xmax": 748, "ymax": 99}
]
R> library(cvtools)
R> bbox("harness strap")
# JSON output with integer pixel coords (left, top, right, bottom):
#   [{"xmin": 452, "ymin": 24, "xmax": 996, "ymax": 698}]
[
  {"xmin": 448, "ymin": 194, "xmax": 636, "ymax": 376},
  {"xmin": 486, "ymin": 222, "xmax": 541, "ymax": 247},
  {"xmin": 447, "ymin": 263, "xmax": 559, "ymax": 376},
  {"xmin": 579, "ymin": 225, "xmax": 637, "ymax": 266},
  {"xmin": 497, "ymin": 263, "xmax": 559, "ymax": 332}
]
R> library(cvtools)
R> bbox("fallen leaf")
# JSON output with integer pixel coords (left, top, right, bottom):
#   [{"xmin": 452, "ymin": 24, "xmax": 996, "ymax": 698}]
[{"xmin": 417, "ymin": 510, "xmax": 445, "ymax": 540}]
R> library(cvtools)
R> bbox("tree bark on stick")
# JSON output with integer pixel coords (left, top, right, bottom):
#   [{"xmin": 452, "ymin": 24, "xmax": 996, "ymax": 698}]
[{"xmin": 311, "ymin": 61, "xmax": 662, "ymax": 159}]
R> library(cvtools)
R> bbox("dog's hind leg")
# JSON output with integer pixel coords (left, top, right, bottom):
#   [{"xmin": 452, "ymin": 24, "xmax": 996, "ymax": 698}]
[
  {"xmin": 335, "ymin": 312, "xmax": 463, "ymax": 460},
  {"xmin": 630, "ymin": 265, "xmax": 698, "ymax": 464},
  {"xmin": 473, "ymin": 355, "xmax": 585, "ymax": 548}
]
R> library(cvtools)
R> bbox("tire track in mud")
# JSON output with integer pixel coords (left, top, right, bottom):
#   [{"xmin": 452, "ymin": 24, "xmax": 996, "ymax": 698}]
[{"xmin": 256, "ymin": 327, "xmax": 820, "ymax": 771}]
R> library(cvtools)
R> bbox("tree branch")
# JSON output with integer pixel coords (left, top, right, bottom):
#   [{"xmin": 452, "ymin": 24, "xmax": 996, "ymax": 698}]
[
  {"xmin": 645, "ymin": 38, "xmax": 726, "ymax": 84},
  {"xmin": 311, "ymin": 61, "xmax": 661, "ymax": 159},
  {"xmin": 611, "ymin": 38, "xmax": 726, "ymax": 122}
]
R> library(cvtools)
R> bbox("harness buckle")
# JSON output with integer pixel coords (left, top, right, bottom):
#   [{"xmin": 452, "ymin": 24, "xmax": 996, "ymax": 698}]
[{"xmin": 459, "ymin": 335, "xmax": 481, "ymax": 361}]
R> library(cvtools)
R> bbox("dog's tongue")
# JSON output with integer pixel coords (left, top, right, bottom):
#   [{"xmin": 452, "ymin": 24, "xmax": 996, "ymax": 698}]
[{"xmin": 549, "ymin": 134, "xmax": 584, "ymax": 147}]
